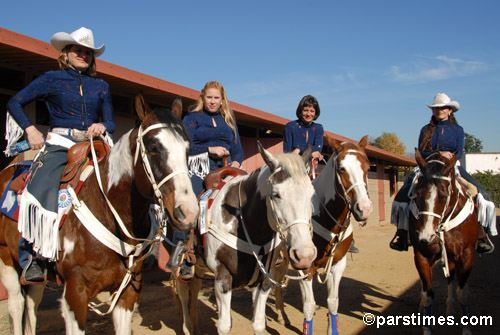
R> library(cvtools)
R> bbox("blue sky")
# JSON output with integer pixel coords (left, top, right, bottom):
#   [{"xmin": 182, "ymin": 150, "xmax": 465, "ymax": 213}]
[{"xmin": 3, "ymin": 0, "xmax": 500, "ymax": 153}]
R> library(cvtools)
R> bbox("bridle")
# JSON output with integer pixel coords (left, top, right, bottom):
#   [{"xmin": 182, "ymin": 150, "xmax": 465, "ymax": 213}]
[
  {"xmin": 236, "ymin": 165, "xmax": 314, "ymax": 286},
  {"xmin": 133, "ymin": 123, "xmax": 189, "ymax": 227},
  {"xmin": 416, "ymin": 160, "xmax": 457, "ymax": 232},
  {"xmin": 265, "ymin": 167, "xmax": 313, "ymax": 241},
  {"xmin": 334, "ymin": 149, "xmax": 369, "ymax": 210}
]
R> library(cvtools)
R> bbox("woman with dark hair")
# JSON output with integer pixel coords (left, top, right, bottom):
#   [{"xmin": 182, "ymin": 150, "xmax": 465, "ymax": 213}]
[
  {"xmin": 6, "ymin": 27, "xmax": 114, "ymax": 284},
  {"xmin": 283, "ymin": 95, "xmax": 324, "ymax": 160},
  {"xmin": 390, "ymin": 93, "xmax": 496, "ymax": 253}
]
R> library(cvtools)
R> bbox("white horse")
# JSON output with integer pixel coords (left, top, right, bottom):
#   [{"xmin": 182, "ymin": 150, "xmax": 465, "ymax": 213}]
[{"xmin": 173, "ymin": 142, "xmax": 317, "ymax": 335}]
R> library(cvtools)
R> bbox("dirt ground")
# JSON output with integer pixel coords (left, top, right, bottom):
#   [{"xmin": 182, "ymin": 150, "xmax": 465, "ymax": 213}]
[{"xmin": 1, "ymin": 213, "xmax": 499, "ymax": 335}]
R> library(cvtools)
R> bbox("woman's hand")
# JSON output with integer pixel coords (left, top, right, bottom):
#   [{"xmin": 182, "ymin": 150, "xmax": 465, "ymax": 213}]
[
  {"xmin": 312, "ymin": 151, "xmax": 324, "ymax": 160},
  {"xmin": 25, "ymin": 125, "xmax": 45, "ymax": 150},
  {"xmin": 230, "ymin": 161, "xmax": 240, "ymax": 168},
  {"xmin": 208, "ymin": 146, "xmax": 228, "ymax": 158},
  {"xmin": 87, "ymin": 123, "xmax": 106, "ymax": 139},
  {"xmin": 439, "ymin": 151, "xmax": 454, "ymax": 160}
]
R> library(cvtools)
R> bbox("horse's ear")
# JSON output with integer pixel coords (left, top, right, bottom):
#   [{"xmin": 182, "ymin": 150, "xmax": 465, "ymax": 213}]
[
  {"xmin": 172, "ymin": 96, "xmax": 183, "ymax": 119},
  {"xmin": 326, "ymin": 136, "xmax": 343, "ymax": 154},
  {"xmin": 301, "ymin": 145, "xmax": 313, "ymax": 165},
  {"xmin": 415, "ymin": 149, "xmax": 426, "ymax": 168},
  {"xmin": 257, "ymin": 141, "xmax": 279, "ymax": 172},
  {"xmin": 359, "ymin": 135, "xmax": 368, "ymax": 148},
  {"xmin": 444, "ymin": 154, "xmax": 458, "ymax": 175},
  {"xmin": 135, "ymin": 92, "xmax": 152, "ymax": 122}
]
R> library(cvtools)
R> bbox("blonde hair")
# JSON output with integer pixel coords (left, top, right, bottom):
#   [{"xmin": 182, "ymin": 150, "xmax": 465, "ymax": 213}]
[
  {"xmin": 57, "ymin": 45, "xmax": 97, "ymax": 76},
  {"xmin": 191, "ymin": 81, "xmax": 237, "ymax": 137}
]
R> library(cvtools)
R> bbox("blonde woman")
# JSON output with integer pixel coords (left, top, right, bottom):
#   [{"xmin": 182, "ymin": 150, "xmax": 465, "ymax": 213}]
[{"xmin": 169, "ymin": 81, "xmax": 243, "ymax": 280}]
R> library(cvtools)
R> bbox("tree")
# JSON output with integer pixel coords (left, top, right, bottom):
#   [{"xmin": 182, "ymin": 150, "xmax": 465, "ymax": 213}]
[
  {"xmin": 370, "ymin": 132, "xmax": 406, "ymax": 156},
  {"xmin": 464, "ymin": 133, "xmax": 483, "ymax": 153}
]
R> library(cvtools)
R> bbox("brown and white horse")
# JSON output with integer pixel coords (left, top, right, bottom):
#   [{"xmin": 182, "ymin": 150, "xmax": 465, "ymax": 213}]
[
  {"xmin": 274, "ymin": 136, "xmax": 372, "ymax": 335},
  {"xmin": 172, "ymin": 142, "xmax": 317, "ymax": 335},
  {"xmin": 410, "ymin": 150, "xmax": 478, "ymax": 335},
  {"xmin": 0, "ymin": 104, "xmax": 199, "ymax": 334}
]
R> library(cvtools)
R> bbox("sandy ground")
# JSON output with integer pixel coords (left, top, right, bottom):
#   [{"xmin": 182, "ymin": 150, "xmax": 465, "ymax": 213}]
[{"xmin": 1, "ymin": 213, "xmax": 499, "ymax": 334}]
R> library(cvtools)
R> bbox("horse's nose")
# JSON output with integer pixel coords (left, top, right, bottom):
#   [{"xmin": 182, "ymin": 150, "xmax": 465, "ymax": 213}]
[
  {"xmin": 288, "ymin": 246, "xmax": 317, "ymax": 270},
  {"xmin": 174, "ymin": 205, "xmax": 198, "ymax": 230},
  {"xmin": 418, "ymin": 233, "xmax": 438, "ymax": 245}
]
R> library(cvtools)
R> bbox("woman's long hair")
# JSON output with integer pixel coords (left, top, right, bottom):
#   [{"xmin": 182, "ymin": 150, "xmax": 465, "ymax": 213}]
[
  {"xmin": 419, "ymin": 113, "xmax": 458, "ymax": 153},
  {"xmin": 57, "ymin": 45, "xmax": 97, "ymax": 76},
  {"xmin": 190, "ymin": 81, "xmax": 237, "ymax": 137}
]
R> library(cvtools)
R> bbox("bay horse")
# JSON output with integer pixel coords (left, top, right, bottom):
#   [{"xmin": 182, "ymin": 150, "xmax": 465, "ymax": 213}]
[
  {"xmin": 171, "ymin": 142, "xmax": 318, "ymax": 335},
  {"xmin": 410, "ymin": 150, "xmax": 478, "ymax": 335},
  {"xmin": 274, "ymin": 135, "xmax": 373, "ymax": 335},
  {"xmin": 0, "ymin": 101, "xmax": 199, "ymax": 334}
]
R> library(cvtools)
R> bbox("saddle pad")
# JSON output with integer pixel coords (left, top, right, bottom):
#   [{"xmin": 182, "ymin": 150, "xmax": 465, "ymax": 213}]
[{"xmin": 0, "ymin": 162, "xmax": 31, "ymax": 220}]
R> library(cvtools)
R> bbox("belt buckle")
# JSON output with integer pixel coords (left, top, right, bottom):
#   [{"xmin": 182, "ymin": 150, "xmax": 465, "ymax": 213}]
[{"xmin": 71, "ymin": 129, "xmax": 88, "ymax": 142}]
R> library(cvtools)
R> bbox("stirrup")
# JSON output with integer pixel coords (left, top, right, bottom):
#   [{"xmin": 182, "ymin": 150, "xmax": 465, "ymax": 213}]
[
  {"xmin": 176, "ymin": 262, "xmax": 194, "ymax": 282},
  {"xmin": 20, "ymin": 257, "xmax": 47, "ymax": 285},
  {"xmin": 477, "ymin": 235, "xmax": 495, "ymax": 254}
]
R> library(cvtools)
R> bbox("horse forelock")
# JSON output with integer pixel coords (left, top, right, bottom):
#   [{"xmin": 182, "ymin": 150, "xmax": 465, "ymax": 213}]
[
  {"xmin": 274, "ymin": 153, "xmax": 310, "ymax": 185},
  {"xmin": 107, "ymin": 129, "xmax": 134, "ymax": 191}
]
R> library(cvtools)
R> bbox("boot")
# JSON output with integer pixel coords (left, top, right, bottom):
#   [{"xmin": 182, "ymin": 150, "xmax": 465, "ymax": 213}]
[
  {"xmin": 348, "ymin": 239, "xmax": 359, "ymax": 253},
  {"xmin": 476, "ymin": 225, "xmax": 494, "ymax": 254},
  {"xmin": 20, "ymin": 255, "xmax": 46, "ymax": 285},
  {"xmin": 477, "ymin": 235, "xmax": 495, "ymax": 254},
  {"xmin": 390, "ymin": 229, "xmax": 409, "ymax": 251}
]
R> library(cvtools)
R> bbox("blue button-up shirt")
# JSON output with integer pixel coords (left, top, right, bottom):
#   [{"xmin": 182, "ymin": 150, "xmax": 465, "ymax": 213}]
[{"xmin": 7, "ymin": 68, "xmax": 115, "ymax": 133}]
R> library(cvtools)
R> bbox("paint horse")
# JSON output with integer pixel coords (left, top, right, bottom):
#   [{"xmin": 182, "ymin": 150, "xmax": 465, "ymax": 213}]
[
  {"xmin": 274, "ymin": 136, "xmax": 373, "ymax": 335},
  {"xmin": 0, "ymin": 102, "xmax": 199, "ymax": 335},
  {"xmin": 410, "ymin": 150, "xmax": 478, "ymax": 335},
  {"xmin": 172, "ymin": 142, "xmax": 317, "ymax": 335}
]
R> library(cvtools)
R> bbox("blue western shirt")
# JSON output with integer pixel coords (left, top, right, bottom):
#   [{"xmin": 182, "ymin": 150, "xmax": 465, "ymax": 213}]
[
  {"xmin": 183, "ymin": 109, "xmax": 244, "ymax": 164},
  {"xmin": 418, "ymin": 120, "xmax": 464, "ymax": 160},
  {"xmin": 283, "ymin": 119, "xmax": 324, "ymax": 154},
  {"xmin": 7, "ymin": 68, "xmax": 115, "ymax": 133}
]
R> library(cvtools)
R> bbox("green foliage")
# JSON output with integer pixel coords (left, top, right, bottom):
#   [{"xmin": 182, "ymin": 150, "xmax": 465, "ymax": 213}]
[
  {"xmin": 370, "ymin": 132, "xmax": 406, "ymax": 156},
  {"xmin": 464, "ymin": 133, "xmax": 483, "ymax": 153},
  {"xmin": 472, "ymin": 170, "xmax": 500, "ymax": 206}
]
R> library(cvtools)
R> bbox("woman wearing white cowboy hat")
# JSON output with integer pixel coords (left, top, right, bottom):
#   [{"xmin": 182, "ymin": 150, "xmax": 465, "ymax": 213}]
[
  {"xmin": 6, "ymin": 26, "xmax": 115, "ymax": 284},
  {"xmin": 390, "ymin": 93, "xmax": 496, "ymax": 253}
]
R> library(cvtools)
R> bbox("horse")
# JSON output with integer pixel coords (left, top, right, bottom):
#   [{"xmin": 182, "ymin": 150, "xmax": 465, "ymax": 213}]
[
  {"xmin": 273, "ymin": 135, "xmax": 373, "ymax": 335},
  {"xmin": 169, "ymin": 142, "xmax": 318, "ymax": 335},
  {"xmin": 409, "ymin": 150, "xmax": 478, "ymax": 335},
  {"xmin": 0, "ymin": 99, "xmax": 199, "ymax": 335}
]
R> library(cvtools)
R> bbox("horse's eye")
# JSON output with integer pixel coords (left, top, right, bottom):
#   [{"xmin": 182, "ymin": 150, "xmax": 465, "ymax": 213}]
[
  {"xmin": 147, "ymin": 145, "xmax": 160, "ymax": 155},
  {"xmin": 272, "ymin": 193, "xmax": 281, "ymax": 200}
]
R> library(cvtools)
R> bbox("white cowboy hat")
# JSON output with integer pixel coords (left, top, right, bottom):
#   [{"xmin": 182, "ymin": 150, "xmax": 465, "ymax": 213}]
[
  {"xmin": 426, "ymin": 93, "xmax": 460, "ymax": 112},
  {"xmin": 50, "ymin": 27, "xmax": 105, "ymax": 57}
]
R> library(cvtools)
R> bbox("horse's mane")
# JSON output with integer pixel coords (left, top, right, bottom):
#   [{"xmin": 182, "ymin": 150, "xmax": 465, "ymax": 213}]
[
  {"xmin": 274, "ymin": 153, "xmax": 309, "ymax": 185},
  {"xmin": 143, "ymin": 107, "xmax": 190, "ymax": 143},
  {"xmin": 420, "ymin": 153, "xmax": 446, "ymax": 187}
]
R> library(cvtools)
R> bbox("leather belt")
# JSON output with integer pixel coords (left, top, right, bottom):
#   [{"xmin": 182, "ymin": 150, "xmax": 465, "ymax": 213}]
[{"xmin": 50, "ymin": 127, "xmax": 88, "ymax": 141}]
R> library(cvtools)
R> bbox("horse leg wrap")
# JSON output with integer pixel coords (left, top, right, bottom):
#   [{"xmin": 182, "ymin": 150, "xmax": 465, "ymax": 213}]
[
  {"xmin": 328, "ymin": 312, "xmax": 339, "ymax": 335},
  {"xmin": 423, "ymin": 305, "xmax": 433, "ymax": 331},
  {"xmin": 303, "ymin": 318, "xmax": 313, "ymax": 335}
]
